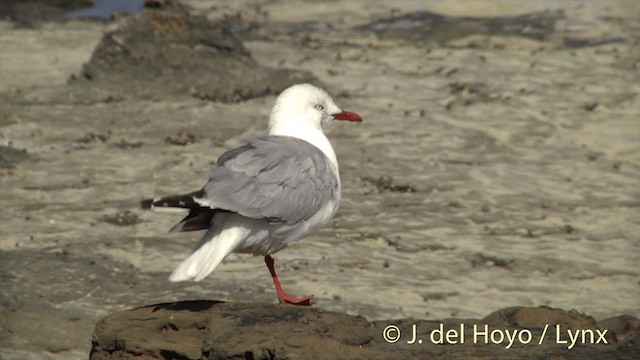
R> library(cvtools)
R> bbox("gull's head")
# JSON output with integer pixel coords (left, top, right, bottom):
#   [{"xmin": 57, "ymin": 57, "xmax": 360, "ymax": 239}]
[{"xmin": 269, "ymin": 84, "xmax": 362, "ymax": 135}]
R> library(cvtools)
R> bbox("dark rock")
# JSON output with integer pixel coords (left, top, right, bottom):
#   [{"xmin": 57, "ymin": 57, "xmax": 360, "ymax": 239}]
[
  {"xmin": 469, "ymin": 252, "xmax": 515, "ymax": 269},
  {"xmin": 223, "ymin": 18, "xmax": 335, "ymax": 39},
  {"xmin": 273, "ymin": 20, "xmax": 334, "ymax": 34},
  {"xmin": 0, "ymin": 145, "xmax": 30, "ymax": 169},
  {"xmin": 563, "ymin": 35, "xmax": 629, "ymax": 48},
  {"xmin": 0, "ymin": 0, "xmax": 92, "ymax": 25},
  {"xmin": 483, "ymin": 306, "xmax": 598, "ymax": 330},
  {"xmin": 598, "ymin": 315, "xmax": 640, "ymax": 342},
  {"xmin": 90, "ymin": 302, "xmax": 639, "ymax": 360},
  {"xmin": 70, "ymin": 3, "xmax": 316, "ymax": 102},
  {"xmin": 101, "ymin": 210, "xmax": 143, "ymax": 226},
  {"xmin": 90, "ymin": 301, "xmax": 384, "ymax": 360},
  {"xmin": 360, "ymin": 176, "xmax": 417, "ymax": 193},
  {"xmin": 165, "ymin": 129, "xmax": 202, "ymax": 146},
  {"xmin": 356, "ymin": 10, "xmax": 564, "ymax": 43}
]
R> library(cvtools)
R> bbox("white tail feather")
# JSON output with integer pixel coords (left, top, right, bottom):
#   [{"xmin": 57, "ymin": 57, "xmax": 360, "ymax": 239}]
[{"xmin": 168, "ymin": 215, "xmax": 247, "ymax": 282}]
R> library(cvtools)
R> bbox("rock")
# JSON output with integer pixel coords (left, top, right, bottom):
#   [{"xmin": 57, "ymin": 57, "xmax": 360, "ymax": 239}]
[
  {"xmin": 483, "ymin": 306, "xmax": 598, "ymax": 330},
  {"xmin": 90, "ymin": 301, "xmax": 383, "ymax": 360},
  {"xmin": 598, "ymin": 315, "xmax": 640, "ymax": 342},
  {"xmin": 356, "ymin": 10, "xmax": 564, "ymax": 43},
  {"xmin": 0, "ymin": 145, "xmax": 30, "ymax": 169},
  {"xmin": 70, "ymin": 2, "xmax": 316, "ymax": 102},
  {"xmin": 90, "ymin": 302, "xmax": 639, "ymax": 360},
  {"xmin": 563, "ymin": 35, "xmax": 629, "ymax": 48},
  {"xmin": 0, "ymin": 0, "xmax": 93, "ymax": 25}
]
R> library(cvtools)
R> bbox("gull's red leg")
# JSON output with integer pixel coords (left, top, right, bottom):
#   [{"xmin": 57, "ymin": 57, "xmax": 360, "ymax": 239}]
[{"xmin": 264, "ymin": 255, "xmax": 313, "ymax": 306}]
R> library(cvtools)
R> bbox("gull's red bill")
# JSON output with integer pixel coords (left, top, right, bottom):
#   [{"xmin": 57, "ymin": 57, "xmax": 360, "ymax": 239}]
[{"xmin": 332, "ymin": 111, "xmax": 363, "ymax": 122}]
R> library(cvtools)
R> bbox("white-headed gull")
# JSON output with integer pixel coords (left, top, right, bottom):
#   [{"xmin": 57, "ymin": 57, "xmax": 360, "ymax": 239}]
[{"xmin": 142, "ymin": 84, "xmax": 362, "ymax": 305}]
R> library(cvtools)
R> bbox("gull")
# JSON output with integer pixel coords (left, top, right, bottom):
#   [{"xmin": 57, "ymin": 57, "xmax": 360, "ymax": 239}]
[{"xmin": 141, "ymin": 84, "xmax": 362, "ymax": 305}]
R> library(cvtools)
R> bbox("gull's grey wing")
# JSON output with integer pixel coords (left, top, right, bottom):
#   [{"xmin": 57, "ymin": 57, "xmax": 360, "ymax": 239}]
[{"xmin": 203, "ymin": 135, "xmax": 338, "ymax": 225}]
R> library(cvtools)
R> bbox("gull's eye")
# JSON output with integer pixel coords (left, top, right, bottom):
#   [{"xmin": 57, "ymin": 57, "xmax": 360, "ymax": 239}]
[{"xmin": 314, "ymin": 104, "xmax": 324, "ymax": 111}]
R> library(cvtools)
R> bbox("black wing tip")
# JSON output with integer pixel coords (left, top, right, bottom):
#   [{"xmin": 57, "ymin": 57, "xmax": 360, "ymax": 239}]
[
  {"xmin": 169, "ymin": 208, "xmax": 221, "ymax": 233},
  {"xmin": 140, "ymin": 198, "xmax": 154, "ymax": 209},
  {"xmin": 140, "ymin": 190, "xmax": 208, "ymax": 210}
]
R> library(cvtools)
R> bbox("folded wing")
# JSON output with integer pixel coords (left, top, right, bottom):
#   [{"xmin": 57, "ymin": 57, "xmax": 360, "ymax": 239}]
[
  {"xmin": 143, "ymin": 135, "xmax": 338, "ymax": 232},
  {"xmin": 206, "ymin": 135, "xmax": 338, "ymax": 225}
]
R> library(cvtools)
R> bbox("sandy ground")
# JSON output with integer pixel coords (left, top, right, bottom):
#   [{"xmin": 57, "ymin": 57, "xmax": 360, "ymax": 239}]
[{"xmin": 1, "ymin": 1, "xmax": 639, "ymax": 359}]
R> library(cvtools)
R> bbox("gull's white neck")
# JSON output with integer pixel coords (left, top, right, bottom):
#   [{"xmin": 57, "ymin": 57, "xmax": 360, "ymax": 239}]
[{"xmin": 269, "ymin": 121, "xmax": 339, "ymax": 173}]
